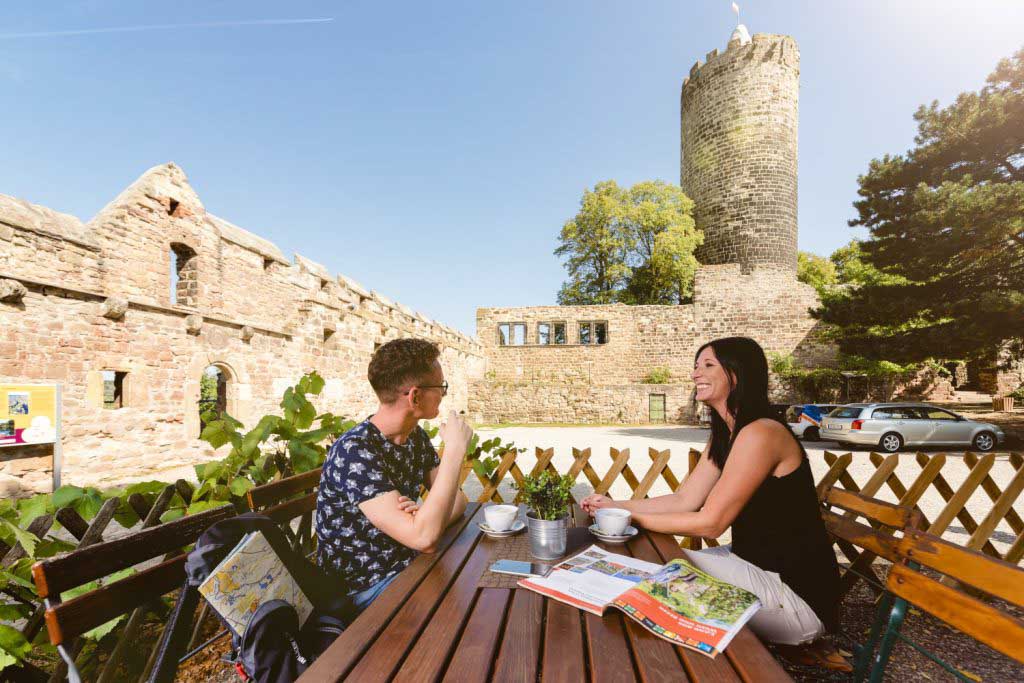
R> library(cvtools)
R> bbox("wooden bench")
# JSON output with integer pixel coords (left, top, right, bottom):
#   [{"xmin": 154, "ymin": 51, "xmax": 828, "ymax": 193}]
[
  {"xmin": 246, "ymin": 466, "xmax": 323, "ymax": 556},
  {"xmin": 31, "ymin": 503, "xmax": 236, "ymax": 683},
  {"xmin": 864, "ymin": 528, "xmax": 1024, "ymax": 682},
  {"xmin": 819, "ymin": 485, "xmax": 923, "ymax": 678}
]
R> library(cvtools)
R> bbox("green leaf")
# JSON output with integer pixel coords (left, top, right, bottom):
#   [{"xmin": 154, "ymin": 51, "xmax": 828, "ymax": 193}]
[
  {"xmin": 0, "ymin": 570, "xmax": 33, "ymax": 590},
  {"xmin": 295, "ymin": 398, "xmax": 317, "ymax": 430},
  {"xmin": 0, "ymin": 519, "xmax": 37, "ymax": 558},
  {"xmin": 228, "ymin": 478, "xmax": 254, "ymax": 497},
  {"xmin": 34, "ymin": 538, "xmax": 77, "ymax": 559},
  {"xmin": 0, "ymin": 603, "xmax": 31, "ymax": 621},
  {"xmin": 192, "ymin": 480, "xmax": 215, "ymax": 502},
  {"xmin": 71, "ymin": 489, "xmax": 104, "ymax": 521},
  {"xmin": 186, "ymin": 501, "xmax": 224, "ymax": 516},
  {"xmin": 0, "ymin": 624, "xmax": 31, "ymax": 663},
  {"xmin": 16, "ymin": 494, "xmax": 50, "ymax": 528},
  {"xmin": 200, "ymin": 420, "xmax": 232, "ymax": 449},
  {"xmin": 288, "ymin": 440, "xmax": 320, "ymax": 473},
  {"xmin": 113, "ymin": 499, "xmax": 140, "ymax": 530},
  {"xmin": 52, "ymin": 485, "xmax": 85, "ymax": 510},
  {"xmin": 305, "ymin": 371, "xmax": 325, "ymax": 395},
  {"xmin": 124, "ymin": 481, "xmax": 168, "ymax": 497},
  {"xmin": 159, "ymin": 508, "xmax": 185, "ymax": 524},
  {"xmin": 84, "ymin": 612, "xmax": 127, "ymax": 641}
]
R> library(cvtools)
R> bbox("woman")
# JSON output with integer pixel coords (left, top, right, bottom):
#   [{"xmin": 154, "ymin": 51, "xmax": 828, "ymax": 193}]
[{"xmin": 582, "ymin": 337, "xmax": 846, "ymax": 668}]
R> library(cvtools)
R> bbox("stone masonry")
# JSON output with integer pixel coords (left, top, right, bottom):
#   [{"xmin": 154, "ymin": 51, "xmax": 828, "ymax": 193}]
[
  {"xmin": 472, "ymin": 28, "xmax": 830, "ymax": 424},
  {"xmin": 0, "ymin": 163, "xmax": 484, "ymax": 497},
  {"xmin": 682, "ymin": 33, "xmax": 799, "ymax": 273}
]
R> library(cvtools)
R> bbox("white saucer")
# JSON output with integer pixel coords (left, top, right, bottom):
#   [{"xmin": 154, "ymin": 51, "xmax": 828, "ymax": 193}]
[
  {"xmin": 479, "ymin": 519, "xmax": 526, "ymax": 538},
  {"xmin": 589, "ymin": 524, "xmax": 638, "ymax": 544}
]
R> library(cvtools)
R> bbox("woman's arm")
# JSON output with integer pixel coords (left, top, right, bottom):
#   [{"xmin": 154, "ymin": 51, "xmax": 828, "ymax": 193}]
[
  {"xmin": 629, "ymin": 420, "xmax": 784, "ymax": 537},
  {"xmin": 581, "ymin": 440, "xmax": 720, "ymax": 515}
]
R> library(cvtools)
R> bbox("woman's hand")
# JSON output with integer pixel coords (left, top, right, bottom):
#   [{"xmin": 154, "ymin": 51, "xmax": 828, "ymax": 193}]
[
  {"xmin": 397, "ymin": 495, "xmax": 420, "ymax": 516},
  {"xmin": 581, "ymin": 494, "xmax": 614, "ymax": 515}
]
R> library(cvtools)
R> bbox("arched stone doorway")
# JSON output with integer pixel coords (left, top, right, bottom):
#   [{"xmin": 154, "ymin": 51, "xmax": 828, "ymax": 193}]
[{"xmin": 199, "ymin": 364, "xmax": 231, "ymax": 431}]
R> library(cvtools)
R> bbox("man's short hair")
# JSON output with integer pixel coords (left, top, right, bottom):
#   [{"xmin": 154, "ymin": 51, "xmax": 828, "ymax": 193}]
[{"xmin": 368, "ymin": 338, "xmax": 441, "ymax": 402}]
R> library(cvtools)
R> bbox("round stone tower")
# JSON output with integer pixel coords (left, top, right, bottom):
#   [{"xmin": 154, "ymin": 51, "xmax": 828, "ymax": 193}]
[{"xmin": 680, "ymin": 28, "xmax": 799, "ymax": 272}]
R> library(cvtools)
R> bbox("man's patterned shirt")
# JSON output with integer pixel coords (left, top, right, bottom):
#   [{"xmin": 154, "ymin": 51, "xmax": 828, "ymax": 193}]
[{"xmin": 315, "ymin": 419, "xmax": 439, "ymax": 593}]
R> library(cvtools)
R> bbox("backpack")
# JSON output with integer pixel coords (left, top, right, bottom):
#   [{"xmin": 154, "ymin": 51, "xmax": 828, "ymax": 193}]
[{"xmin": 148, "ymin": 513, "xmax": 353, "ymax": 683}]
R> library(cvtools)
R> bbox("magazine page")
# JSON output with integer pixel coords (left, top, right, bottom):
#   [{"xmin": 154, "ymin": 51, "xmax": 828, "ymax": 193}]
[
  {"xmin": 611, "ymin": 558, "xmax": 761, "ymax": 657},
  {"xmin": 518, "ymin": 545, "xmax": 661, "ymax": 615}
]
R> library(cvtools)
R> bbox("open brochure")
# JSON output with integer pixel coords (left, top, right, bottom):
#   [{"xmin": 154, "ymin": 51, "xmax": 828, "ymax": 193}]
[
  {"xmin": 198, "ymin": 531, "xmax": 313, "ymax": 638},
  {"xmin": 518, "ymin": 545, "xmax": 760, "ymax": 657}
]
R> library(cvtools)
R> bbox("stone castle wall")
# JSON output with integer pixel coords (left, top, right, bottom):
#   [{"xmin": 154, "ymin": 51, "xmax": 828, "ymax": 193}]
[
  {"xmin": 681, "ymin": 33, "xmax": 799, "ymax": 272},
  {"xmin": 0, "ymin": 164, "xmax": 484, "ymax": 497},
  {"xmin": 470, "ymin": 266, "xmax": 832, "ymax": 424}
]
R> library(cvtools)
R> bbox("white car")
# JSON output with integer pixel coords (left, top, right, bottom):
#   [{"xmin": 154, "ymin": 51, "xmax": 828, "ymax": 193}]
[{"xmin": 786, "ymin": 404, "xmax": 841, "ymax": 441}]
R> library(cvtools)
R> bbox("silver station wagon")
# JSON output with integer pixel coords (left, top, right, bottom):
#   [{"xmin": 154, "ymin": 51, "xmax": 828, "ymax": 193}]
[{"xmin": 819, "ymin": 403, "xmax": 1006, "ymax": 453}]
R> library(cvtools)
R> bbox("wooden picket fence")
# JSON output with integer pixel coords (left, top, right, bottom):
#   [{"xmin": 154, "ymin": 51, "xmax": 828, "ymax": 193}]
[{"xmin": 459, "ymin": 447, "xmax": 1024, "ymax": 565}]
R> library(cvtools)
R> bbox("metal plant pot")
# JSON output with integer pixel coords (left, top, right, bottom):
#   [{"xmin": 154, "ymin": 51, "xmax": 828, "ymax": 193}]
[{"xmin": 526, "ymin": 511, "xmax": 569, "ymax": 560}]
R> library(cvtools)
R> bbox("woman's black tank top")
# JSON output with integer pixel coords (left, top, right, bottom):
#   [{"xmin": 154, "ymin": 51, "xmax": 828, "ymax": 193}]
[{"xmin": 730, "ymin": 454, "xmax": 840, "ymax": 632}]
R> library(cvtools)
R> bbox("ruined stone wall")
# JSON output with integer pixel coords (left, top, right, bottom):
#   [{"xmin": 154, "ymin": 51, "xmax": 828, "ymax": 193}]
[
  {"xmin": 0, "ymin": 164, "xmax": 484, "ymax": 497},
  {"xmin": 471, "ymin": 266, "xmax": 832, "ymax": 424},
  {"xmin": 681, "ymin": 33, "xmax": 800, "ymax": 272}
]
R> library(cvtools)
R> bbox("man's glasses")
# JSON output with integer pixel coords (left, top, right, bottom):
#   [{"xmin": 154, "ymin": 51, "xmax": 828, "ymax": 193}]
[{"xmin": 403, "ymin": 381, "xmax": 449, "ymax": 397}]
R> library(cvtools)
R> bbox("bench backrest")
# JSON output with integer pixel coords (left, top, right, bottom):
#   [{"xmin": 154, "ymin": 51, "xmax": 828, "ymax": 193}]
[
  {"xmin": 246, "ymin": 467, "xmax": 322, "ymax": 554},
  {"xmin": 32, "ymin": 503, "xmax": 236, "ymax": 646},
  {"xmin": 822, "ymin": 486, "xmax": 921, "ymax": 562},
  {"xmin": 888, "ymin": 529, "xmax": 1024, "ymax": 663}
]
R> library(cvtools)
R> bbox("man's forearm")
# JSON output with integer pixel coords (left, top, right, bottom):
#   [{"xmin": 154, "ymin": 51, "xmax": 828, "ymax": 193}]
[
  {"xmin": 414, "ymin": 453, "xmax": 464, "ymax": 544},
  {"xmin": 448, "ymin": 490, "xmax": 468, "ymax": 524}
]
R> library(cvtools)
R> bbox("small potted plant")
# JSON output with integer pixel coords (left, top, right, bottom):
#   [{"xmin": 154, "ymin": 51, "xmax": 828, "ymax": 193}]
[{"xmin": 515, "ymin": 471, "xmax": 574, "ymax": 559}]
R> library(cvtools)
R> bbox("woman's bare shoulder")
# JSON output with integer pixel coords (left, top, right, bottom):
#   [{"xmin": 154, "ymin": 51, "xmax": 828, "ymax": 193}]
[{"xmin": 737, "ymin": 417, "xmax": 790, "ymax": 441}]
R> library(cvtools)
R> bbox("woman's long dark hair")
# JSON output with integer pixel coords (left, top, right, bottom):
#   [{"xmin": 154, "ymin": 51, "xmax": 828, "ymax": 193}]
[{"xmin": 696, "ymin": 337, "xmax": 796, "ymax": 469}]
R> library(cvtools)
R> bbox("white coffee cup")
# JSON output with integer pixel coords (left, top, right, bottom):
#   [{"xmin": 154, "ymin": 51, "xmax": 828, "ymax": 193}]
[
  {"xmin": 595, "ymin": 508, "xmax": 631, "ymax": 536},
  {"xmin": 484, "ymin": 504, "xmax": 518, "ymax": 532}
]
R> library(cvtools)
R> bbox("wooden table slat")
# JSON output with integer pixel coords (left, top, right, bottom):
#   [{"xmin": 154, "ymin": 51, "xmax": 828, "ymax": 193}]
[
  {"xmin": 723, "ymin": 628, "xmax": 792, "ymax": 683},
  {"xmin": 393, "ymin": 537, "xmax": 497, "ymax": 681},
  {"xmin": 627, "ymin": 533, "xmax": 742, "ymax": 683},
  {"xmin": 584, "ymin": 611, "xmax": 638, "ymax": 683},
  {"xmin": 441, "ymin": 588, "xmax": 512, "ymax": 683},
  {"xmin": 346, "ymin": 510, "xmax": 488, "ymax": 681},
  {"xmin": 491, "ymin": 589, "xmax": 544, "ymax": 683},
  {"xmin": 542, "ymin": 600, "xmax": 587, "ymax": 683},
  {"xmin": 298, "ymin": 504, "xmax": 482, "ymax": 683}
]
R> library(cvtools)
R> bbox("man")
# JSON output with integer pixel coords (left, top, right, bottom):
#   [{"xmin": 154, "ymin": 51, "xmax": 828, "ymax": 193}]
[{"xmin": 316, "ymin": 338, "xmax": 472, "ymax": 613}]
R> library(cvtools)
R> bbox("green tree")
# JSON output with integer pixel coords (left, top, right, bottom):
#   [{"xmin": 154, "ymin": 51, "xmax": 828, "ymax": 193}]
[
  {"xmin": 796, "ymin": 251, "xmax": 837, "ymax": 295},
  {"xmin": 555, "ymin": 181, "xmax": 632, "ymax": 304},
  {"xmin": 814, "ymin": 47, "xmax": 1024, "ymax": 362},
  {"xmin": 556, "ymin": 180, "xmax": 701, "ymax": 304}
]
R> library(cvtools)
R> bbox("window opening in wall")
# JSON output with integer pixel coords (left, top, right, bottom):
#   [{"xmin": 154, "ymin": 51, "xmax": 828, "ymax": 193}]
[
  {"xmin": 170, "ymin": 243, "xmax": 198, "ymax": 307},
  {"xmin": 579, "ymin": 322, "xmax": 591, "ymax": 345},
  {"xmin": 168, "ymin": 199, "xmax": 180, "ymax": 216},
  {"xmin": 538, "ymin": 323, "xmax": 550, "ymax": 345},
  {"xmin": 553, "ymin": 322, "xmax": 566, "ymax": 345},
  {"xmin": 498, "ymin": 323, "xmax": 510, "ymax": 346},
  {"xmin": 512, "ymin": 323, "xmax": 526, "ymax": 345},
  {"xmin": 103, "ymin": 371, "xmax": 127, "ymax": 409},
  {"xmin": 595, "ymin": 322, "xmax": 608, "ymax": 344},
  {"xmin": 263, "ymin": 257, "xmax": 274, "ymax": 271},
  {"xmin": 199, "ymin": 365, "xmax": 229, "ymax": 431}
]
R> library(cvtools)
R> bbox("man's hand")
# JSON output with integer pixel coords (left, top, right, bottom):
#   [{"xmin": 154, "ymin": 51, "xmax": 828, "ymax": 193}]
[
  {"xmin": 397, "ymin": 495, "xmax": 419, "ymax": 516},
  {"xmin": 438, "ymin": 410, "xmax": 473, "ymax": 458}
]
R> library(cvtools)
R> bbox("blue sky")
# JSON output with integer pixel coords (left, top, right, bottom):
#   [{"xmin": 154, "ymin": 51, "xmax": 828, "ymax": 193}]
[{"xmin": 2, "ymin": 1, "xmax": 1021, "ymax": 335}]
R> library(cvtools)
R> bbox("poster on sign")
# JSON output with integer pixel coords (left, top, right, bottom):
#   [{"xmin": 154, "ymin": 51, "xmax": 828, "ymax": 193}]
[{"xmin": 1, "ymin": 384, "xmax": 59, "ymax": 447}]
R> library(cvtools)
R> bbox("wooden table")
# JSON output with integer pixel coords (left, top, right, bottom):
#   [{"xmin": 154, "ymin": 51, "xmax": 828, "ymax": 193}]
[{"xmin": 299, "ymin": 503, "xmax": 792, "ymax": 682}]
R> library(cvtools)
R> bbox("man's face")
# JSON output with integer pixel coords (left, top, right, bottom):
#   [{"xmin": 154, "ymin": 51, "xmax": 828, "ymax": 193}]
[{"xmin": 411, "ymin": 360, "xmax": 446, "ymax": 420}]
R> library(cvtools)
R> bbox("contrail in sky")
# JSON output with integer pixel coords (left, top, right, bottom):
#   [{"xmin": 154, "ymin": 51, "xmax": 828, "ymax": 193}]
[{"xmin": 0, "ymin": 18, "xmax": 334, "ymax": 40}]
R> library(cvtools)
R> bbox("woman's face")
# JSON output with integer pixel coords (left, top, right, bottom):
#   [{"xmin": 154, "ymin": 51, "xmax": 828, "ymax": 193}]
[{"xmin": 692, "ymin": 346, "xmax": 732, "ymax": 404}]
